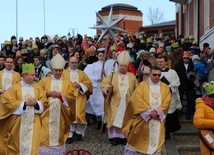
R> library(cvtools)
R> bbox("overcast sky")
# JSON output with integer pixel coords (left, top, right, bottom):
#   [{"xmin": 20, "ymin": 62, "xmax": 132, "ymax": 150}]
[{"xmin": 0, "ymin": 0, "xmax": 176, "ymax": 43}]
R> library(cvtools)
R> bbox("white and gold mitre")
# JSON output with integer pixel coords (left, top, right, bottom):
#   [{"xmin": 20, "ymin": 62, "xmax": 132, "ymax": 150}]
[
  {"xmin": 117, "ymin": 50, "xmax": 131, "ymax": 65},
  {"xmin": 50, "ymin": 54, "xmax": 65, "ymax": 69}
]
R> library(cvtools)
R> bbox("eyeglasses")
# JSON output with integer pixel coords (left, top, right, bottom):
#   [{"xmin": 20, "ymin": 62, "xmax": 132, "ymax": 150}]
[
  {"xmin": 183, "ymin": 57, "xmax": 190, "ymax": 59},
  {"xmin": 152, "ymin": 74, "xmax": 161, "ymax": 77}
]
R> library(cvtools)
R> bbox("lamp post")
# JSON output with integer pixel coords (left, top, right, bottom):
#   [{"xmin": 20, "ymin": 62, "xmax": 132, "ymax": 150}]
[
  {"xmin": 68, "ymin": 28, "xmax": 79, "ymax": 37},
  {"xmin": 43, "ymin": 0, "xmax": 46, "ymax": 34},
  {"xmin": 16, "ymin": 0, "xmax": 18, "ymax": 38}
]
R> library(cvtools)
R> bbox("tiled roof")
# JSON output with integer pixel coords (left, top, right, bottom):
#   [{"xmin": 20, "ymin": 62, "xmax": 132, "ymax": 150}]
[{"xmin": 143, "ymin": 20, "xmax": 176, "ymax": 28}]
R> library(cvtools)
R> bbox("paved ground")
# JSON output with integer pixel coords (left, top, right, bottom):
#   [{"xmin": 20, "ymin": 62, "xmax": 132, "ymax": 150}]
[{"xmin": 65, "ymin": 122, "xmax": 168, "ymax": 155}]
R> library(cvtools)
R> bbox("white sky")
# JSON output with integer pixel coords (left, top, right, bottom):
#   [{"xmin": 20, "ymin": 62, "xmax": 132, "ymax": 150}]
[{"xmin": 0, "ymin": 0, "xmax": 176, "ymax": 43}]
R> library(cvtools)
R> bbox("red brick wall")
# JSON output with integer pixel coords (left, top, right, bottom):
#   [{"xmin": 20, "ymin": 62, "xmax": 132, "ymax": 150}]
[
  {"xmin": 99, "ymin": 10, "xmax": 142, "ymax": 16},
  {"xmin": 210, "ymin": 0, "xmax": 214, "ymax": 28},
  {"xmin": 189, "ymin": 1, "xmax": 194, "ymax": 35},
  {"xmin": 140, "ymin": 25, "xmax": 175, "ymax": 37},
  {"xmin": 199, "ymin": 0, "xmax": 204, "ymax": 37},
  {"xmin": 98, "ymin": 10, "xmax": 142, "ymax": 35}
]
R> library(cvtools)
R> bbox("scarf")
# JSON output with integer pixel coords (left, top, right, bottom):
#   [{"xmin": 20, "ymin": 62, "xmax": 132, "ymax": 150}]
[{"xmin": 202, "ymin": 95, "xmax": 214, "ymax": 109}]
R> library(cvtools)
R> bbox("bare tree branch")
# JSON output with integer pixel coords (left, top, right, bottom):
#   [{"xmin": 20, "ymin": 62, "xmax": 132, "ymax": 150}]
[{"xmin": 146, "ymin": 7, "xmax": 164, "ymax": 25}]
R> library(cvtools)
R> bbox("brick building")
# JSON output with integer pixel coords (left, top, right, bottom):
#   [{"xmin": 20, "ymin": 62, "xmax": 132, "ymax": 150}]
[
  {"xmin": 97, "ymin": 3, "xmax": 176, "ymax": 38},
  {"xmin": 139, "ymin": 20, "xmax": 176, "ymax": 37},
  {"xmin": 97, "ymin": 3, "xmax": 143, "ymax": 35},
  {"xmin": 170, "ymin": 0, "xmax": 214, "ymax": 48}
]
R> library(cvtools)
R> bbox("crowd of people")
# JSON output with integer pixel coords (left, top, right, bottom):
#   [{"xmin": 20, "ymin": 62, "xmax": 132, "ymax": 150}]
[{"xmin": 0, "ymin": 32, "xmax": 214, "ymax": 155}]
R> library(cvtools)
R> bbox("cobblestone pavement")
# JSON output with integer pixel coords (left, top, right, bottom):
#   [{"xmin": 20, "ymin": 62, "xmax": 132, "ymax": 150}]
[{"xmin": 65, "ymin": 122, "xmax": 167, "ymax": 155}]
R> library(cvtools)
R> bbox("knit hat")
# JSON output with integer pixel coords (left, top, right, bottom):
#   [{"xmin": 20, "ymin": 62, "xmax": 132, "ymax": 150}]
[
  {"xmin": 149, "ymin": 47, "xmax": 156, "ymax": 54},
  {"xmin": 189, "ymin": 35, "xmax": 194, "ymax": 40},
  {"xmin": 172, "ymin": 42, "xmax": 179, "ymax": 49},
  {"xmin": 192, "ymin": 55, "xmax": 200, "ymax": 61},
  {"xmin": 192, "ymin": 40, "xmax": 198, "ymax": 45},
  {"xmin": 21, "ymin": 49, "xmax": 28, "ymax": 55},
  {"xmin": 19, "ymin": 37, "xmax": 23, "ymax": 41},
  {"xmin": 183, "ymin": 51, "xmax": 190, "ymax": 57},
  {"xmin": 146, "ymin": 38, "xmax": 152, "ymax": 43},
  {"xmin": 4, "ymin": 40, "xmax": 11, "ymax": 46},
  {"xmin": 42, "ymin": 66, "xmax": 52, "ymax": 77},
  {"xmin": 32, "ymin": 44, "xmax": 38, "ymax": 50},
  {"xmin": 85, "ymin": 47, "xmax": 95, "ymax": 56}
]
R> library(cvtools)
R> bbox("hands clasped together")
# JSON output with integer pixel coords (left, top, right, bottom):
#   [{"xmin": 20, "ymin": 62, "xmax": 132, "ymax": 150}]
[{"xmin": 46, "ymin": 91, "xmax": 61, "ymax": 98}]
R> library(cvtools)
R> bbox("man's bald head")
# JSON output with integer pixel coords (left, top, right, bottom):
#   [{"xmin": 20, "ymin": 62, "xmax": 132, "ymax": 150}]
[
  {"xmin": 69, "ymin": 56, "xmax": 78, "ymax": 62},
  {"xmin": 69, "ymin": 56, "xmax": 78, "ymax": 69}
]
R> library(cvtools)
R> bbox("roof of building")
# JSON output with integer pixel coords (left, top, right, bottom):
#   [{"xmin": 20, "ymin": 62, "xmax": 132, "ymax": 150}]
[
  {"xmin": 101, "ymin": 3, "xmax": 140, "ymax": 12},
  {"xmin": 143, "ymin": 20, "xmax": 176, "ymax": 28}
]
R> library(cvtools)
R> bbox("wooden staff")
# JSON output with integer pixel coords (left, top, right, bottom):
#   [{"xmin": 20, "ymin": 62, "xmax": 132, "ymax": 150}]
[
  {"xmin": 100, "ymin": 35, "xmax": 110, "ymax": 78},
  {"xmin": 100, "ymin": 55, "xmax": 117, "ymax": 133}
]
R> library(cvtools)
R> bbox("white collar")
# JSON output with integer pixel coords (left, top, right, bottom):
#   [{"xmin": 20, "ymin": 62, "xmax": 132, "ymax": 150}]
[
  {"xmin": 69, "ymin": 67, "xmax": 77, "ymax": 72},
  {"xmin": 51, "ymin": 75, "xmax": 62, "ymax": 80},
  {"xmin": 3, "ymin": 68, "xmax": 13, "ymax": 73},
  {"xmin": 148, "ymin": 77, "xmax": 160, "ymax": 86},
  {"xmin": 21, "ymin": 80, "xmax": 32, "ymax": 87}
]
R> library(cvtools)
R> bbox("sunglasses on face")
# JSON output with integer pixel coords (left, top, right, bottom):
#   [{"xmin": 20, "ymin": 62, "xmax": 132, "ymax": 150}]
[
  {"xmin": 152, "ymin": 74, "xmax": 161, "ymax": 77},
  {"xmin": 183, "ymin": 57, "xmax": 190, "ymax": 59}
]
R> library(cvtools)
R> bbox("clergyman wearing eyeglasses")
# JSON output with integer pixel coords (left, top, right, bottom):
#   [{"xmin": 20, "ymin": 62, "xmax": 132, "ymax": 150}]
[{"xmin": 122, "ymin": 66, "xmax": 171, "ymax": 155}]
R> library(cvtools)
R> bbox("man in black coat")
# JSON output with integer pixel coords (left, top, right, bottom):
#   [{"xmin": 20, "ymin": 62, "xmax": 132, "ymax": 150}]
[{"xmin": 174, "ymin": 51, "xmax": 196, "ymax": 120}]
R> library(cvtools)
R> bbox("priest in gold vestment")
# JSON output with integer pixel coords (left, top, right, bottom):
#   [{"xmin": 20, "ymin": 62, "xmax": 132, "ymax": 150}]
[
  {"xmin": 101, "ymin": 51, "xmax": 138, "ymax": 145},
  {"xmin": 63, "ymin": 57, "xmax": 93, "ymax": 143},
  {"xmin": 38, "ymin": 54, "xmax": 77, "ymax": 155},
  {"xmin": 122, "ymin": 66, "xmax": 171, "ymax": 155},
  {"xmin": 0, "ymin": 63, "xmax": 47, "ymax": 155},
  {"xmin": 0, "ymin": 56, "xmax": 21, "ymax": 94}
]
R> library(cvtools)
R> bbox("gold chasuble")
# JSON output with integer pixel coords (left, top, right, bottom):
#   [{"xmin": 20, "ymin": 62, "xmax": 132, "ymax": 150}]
[
  {"xmin": 100, "ymin": 72, "xmax": 138, "ymax": 128},
  {"xmin": 0, "ymin": 70, "xmax": 21, "ymax": 90},
  {"xmin": 112, "ymin": 73, "xmax": 129, "ymax": 128},
  {"xmin": 0, "ymin": 83, "xmax": 47, "ymax": 155},
  {"xmin": 122, "ymin": 81, "xmax": 171, "ymax": 154},
  {"xmin": 37, "ymin": 76, "xmax": 77, "ymax": 146},
  {"xmin": 63, "ymin": 69, "xmax": 93, "ymax": 124}
]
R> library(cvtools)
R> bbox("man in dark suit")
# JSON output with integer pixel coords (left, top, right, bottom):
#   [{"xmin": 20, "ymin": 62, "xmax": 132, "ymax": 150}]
[{"xmin": 175, "ymin": 51, "xmax": 196, "ymax": 120}]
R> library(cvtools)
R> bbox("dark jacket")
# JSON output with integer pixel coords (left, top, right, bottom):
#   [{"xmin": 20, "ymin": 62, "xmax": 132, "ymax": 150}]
[{"xmin": 174, "ymin": 60, "xmax": 195, "ymax": 90}]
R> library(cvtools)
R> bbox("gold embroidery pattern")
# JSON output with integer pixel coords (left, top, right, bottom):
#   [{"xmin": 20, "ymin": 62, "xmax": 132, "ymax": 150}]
[
  {"xmin": 150, "ymin": 87, "xmax": 161, "ymax": 108},
  {"xmin": 149, "ymin": 119, "xmax": 160, "ymax": 152},
  {"xmin": 3, "ymin": 78, "xmax": 11, "ymax": 84},
  {"xmin": 148, "ymin": 86, "xmax": 161, "ymax": 153},
  {"xmin": 119, "ymin": 74, "xmax": 127, "ymax": 92},
  {"xmin": 2, "ymin": 73, "xmax": 12, "ymax": 89},
  {"xmin": 49, "ymin": 79, "xmax": 62, "ymax": 146},
  {"xmin": 70, "ymin": 72, "xmax": 78, "ymax": 83},
  {"xmin": 112, "ymin": 74, "xmax": 129, "ymax": 128},
  {"xmin": 24, "ymin": 94, "xmax": 32, "ymax": 100},
  {"xmin": 20, "ymin": 87, "xmax": 35, "ymax": 155},
  {"xmin": 53, "ymin": 85, "xmax": 60, "ymax": 91},
  {"xmin": 49, "ymin": 100, "xmax": 61, "ymax": 146}
]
